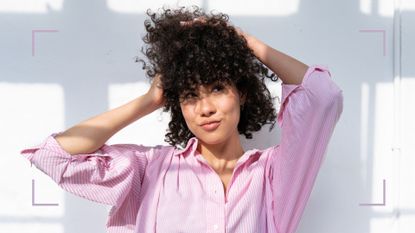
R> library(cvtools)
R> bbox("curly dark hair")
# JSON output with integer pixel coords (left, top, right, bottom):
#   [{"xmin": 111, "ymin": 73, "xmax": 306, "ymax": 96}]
[{"xmin": 136, "ymin": 6, "xmax": 279, "ymax": 148}]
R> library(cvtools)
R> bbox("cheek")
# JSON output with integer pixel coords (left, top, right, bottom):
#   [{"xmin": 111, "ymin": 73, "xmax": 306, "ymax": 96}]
[
  {"xmin": 221, "ymin": 100, "xmax": 241, "ymax": 119},
  {"xmin": 180, "ymin": 106, "xmax": 195, "ymax": 125}
]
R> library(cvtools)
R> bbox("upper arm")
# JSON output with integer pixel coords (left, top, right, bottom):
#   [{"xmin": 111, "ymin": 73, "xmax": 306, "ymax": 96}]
[
  {"xmin": 270, "ymin": 65, "xmax": 343, "ymax": 233},
  {"xmin": 20, "ymin": 132, "xmax": 161, "ymax": 207}
]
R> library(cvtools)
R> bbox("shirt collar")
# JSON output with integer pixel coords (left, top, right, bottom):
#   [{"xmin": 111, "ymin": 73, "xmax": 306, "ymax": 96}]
[
  {"xmin": 172, "ymin": 136, "xmax": 262, "ymax": 161},
  {"xmin": 172, "ymin": 136, "xmax": 199, "ymax": 157}
]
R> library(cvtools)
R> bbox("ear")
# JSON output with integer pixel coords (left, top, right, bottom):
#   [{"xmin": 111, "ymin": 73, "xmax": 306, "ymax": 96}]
[{"xmin": 239, "ymin": 91, "xmax": 247, "ymax": 105}]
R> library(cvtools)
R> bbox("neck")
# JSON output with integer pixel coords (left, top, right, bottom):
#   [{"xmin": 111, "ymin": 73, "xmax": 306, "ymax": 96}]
[{"xmin": 197, "ymin": 133, "xmax": 245, "ymax": 172}]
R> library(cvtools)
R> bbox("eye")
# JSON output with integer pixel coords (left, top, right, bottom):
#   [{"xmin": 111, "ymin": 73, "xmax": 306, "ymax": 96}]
[
  {"xmin": 183, "ymin": 92, "xmax": 197, "ymax": 99},
  {"xmin": 212, "ymin": 84, "xmax": 224, "ymax": 92}
]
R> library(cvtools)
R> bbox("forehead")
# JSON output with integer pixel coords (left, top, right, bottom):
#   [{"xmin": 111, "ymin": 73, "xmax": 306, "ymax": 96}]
[{"xmin": 183, "ymin": 80, "xmax": 235, "ymax": 93}]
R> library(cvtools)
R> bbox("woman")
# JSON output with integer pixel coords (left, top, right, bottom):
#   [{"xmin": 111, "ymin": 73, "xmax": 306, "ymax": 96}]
[{"xmin": 21, "ymin": 6, "xmax": 343, "ymax": 233}]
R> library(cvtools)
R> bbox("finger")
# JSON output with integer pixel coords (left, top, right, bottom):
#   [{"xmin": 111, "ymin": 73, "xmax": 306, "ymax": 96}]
[
  {"xmin": 180, "ymin": 17, "xmax": 207, "ymax": 26},
  {"xmin": 194, "ymin": 17, "xmax": 207, "ymax": 23},
  {"xmin": 180, "ymin": 21, "xmax": 192, "ymax": 26}
]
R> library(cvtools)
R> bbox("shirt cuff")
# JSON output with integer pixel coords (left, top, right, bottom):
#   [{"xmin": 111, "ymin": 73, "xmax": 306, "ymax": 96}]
[{"xmin": 277, "ymin": 65, "xmax": 332, "ymax": 127}]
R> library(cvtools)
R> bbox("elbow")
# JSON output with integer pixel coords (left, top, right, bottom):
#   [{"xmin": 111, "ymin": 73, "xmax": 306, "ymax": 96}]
[
  {"xmin": 334, "ymin": 89, "xmax": 344, "ymax": 121},
  {"xmin": 322, "ymin": 87, "xmax": 344, "ymax": 122},
  {"xmin": 318, "ymin": 75, "xmax": 343, "ymax": 108},
  {"xmin": 305, "ymin": 66, "xmax": 343, "ymax": 111},
  {"xmin": 328, "ymin": 85, "xmax": 343, "ymax": 106}
]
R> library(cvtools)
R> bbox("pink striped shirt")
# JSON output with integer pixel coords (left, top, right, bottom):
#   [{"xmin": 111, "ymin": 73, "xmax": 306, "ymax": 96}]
[{"xmin": 20, "ymin": 64, "xmax": 343, "ymax": 233}]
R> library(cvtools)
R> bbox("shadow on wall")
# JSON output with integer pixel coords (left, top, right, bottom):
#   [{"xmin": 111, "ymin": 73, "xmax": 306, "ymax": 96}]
[{"xmin": 1, "ymin": 0, "xmax": 414, "ymax": 233}]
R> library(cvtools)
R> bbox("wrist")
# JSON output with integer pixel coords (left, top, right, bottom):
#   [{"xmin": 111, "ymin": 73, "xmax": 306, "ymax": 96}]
[
  {"xmin": 243, "ymin": 33, "xmax": 265, "ymax": 58},
  {"xmin": 143, "ymin": 92, "xmax": 164, "ymax": 110}
]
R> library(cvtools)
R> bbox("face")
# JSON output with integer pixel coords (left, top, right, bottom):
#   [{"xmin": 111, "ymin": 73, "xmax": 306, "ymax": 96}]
[{"xmin": 179, "ymin": 82, "xmax": 246, "ymax": 145}]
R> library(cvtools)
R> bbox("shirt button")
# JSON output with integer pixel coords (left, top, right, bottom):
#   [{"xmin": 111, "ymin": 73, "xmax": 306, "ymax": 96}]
[
  {"xmin": 213, "ymin": 224, "xmax": 219, "ymax": 230},
  {"xmin": 214, "ymin": 189, "xmax": 217, "ymax": 194}
]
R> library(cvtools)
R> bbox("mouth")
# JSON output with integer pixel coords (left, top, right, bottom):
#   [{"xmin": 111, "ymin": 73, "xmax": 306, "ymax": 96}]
[{"xmin": 200, "ymin": 120, "xmax": 221, "ymax": 131}]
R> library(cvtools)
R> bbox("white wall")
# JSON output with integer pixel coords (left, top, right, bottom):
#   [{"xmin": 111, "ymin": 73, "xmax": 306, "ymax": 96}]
[{"xmin": 0, "ymin": 0, "xmax": 414, "ymax": 232}]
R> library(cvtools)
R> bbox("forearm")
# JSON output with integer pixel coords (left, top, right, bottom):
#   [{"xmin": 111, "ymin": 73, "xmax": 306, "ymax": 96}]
[
  {"xmin": 242, "ymin": 32, "xmax": 309, "ymax": 85},
  {"xmin": 54, "ymin": 93, "xmax": 159, "ymax": 155}
]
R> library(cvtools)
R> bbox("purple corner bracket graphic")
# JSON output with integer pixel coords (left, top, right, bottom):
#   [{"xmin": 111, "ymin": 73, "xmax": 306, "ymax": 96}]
[
  {"xmin": 31, "ymin": 29, "xmax": 59, "ymax": 56},
  {"xmin": 32, "ymin": 179, "xmax": 59, "ymax": 206},
  {"xmin": 359, "ymin": 179, "xmax": 386, "ymax": 206},
  {"xmin": 358, "ymin": 29, "xmax": 386, "ymax": 56}
]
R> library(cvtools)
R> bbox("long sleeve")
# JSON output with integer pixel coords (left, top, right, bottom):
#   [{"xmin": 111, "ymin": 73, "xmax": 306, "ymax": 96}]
[
  {"xmin": 20, "ymin": 132, "xmax": 158, "ymax": 207},
  {"xmin": 270, "ymin": 65, "xmax": 344, "ymax": 233}
]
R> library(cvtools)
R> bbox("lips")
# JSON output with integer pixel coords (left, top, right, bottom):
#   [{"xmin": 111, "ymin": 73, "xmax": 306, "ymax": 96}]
[
  {"xmin": 200, "ymin": 120, "xmax": 221, "ymax": 131},
  {"xmin": 200, "ymin": 120, "xmax": 220, "ymax": 126}
]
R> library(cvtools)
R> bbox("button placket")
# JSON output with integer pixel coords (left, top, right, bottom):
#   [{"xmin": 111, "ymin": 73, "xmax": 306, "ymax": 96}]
[{"xmin": 202, "ymin": 163, "xmax": 226, "ymax": 233}]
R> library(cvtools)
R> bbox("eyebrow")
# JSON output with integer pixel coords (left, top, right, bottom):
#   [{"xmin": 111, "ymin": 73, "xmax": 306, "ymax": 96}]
[
  {"xmin": 179, "ymin": 80, "xmax": 230, "ymax": 95},
  {"xmin": 188, "ymin": 82, "xmax": 224, "ymax": 92}
]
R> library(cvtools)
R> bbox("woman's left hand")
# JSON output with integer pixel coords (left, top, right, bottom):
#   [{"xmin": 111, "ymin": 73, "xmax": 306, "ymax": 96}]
[
  {"xmin": 179, "ymin": 16, "xmax": 207, "ymax": 26},
  {"xmin": 179, "ymin": 17, "xmax": 257, "ymax": 57},
  {"xmin": 179, "ymin": 17, "xmax": 248, "ymax": 38}
]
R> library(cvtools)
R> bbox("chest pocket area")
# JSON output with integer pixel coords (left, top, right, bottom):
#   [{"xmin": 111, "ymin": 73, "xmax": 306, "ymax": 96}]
[{"xmin": 155, "ymin": 162, "xmax": 207, "ymax": 232}]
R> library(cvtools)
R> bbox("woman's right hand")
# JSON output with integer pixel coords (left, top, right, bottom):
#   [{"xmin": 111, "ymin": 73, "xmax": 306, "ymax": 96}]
[{"xmin": 146, "ymin": 73, "xmax": 166, "ymax": 109}]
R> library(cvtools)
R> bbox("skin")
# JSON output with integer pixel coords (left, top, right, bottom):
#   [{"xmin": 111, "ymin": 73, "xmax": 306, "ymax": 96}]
[
  {"xmin": 176, "ymin": 17, "xmax": 309, "ymax": 173},
  {"xmin": 53, "ymin": 17, "xmax": 309, "ymax": 192},
  {"xmin": 179, "ymin": 82, "xmax": 246, "ymax": 173},
  {"xmin": 52, "ymin": 16, "xmax": 309, "ymax": 196},
  {"xmin": 181, "ymin": 17, "xmax": 309, "ymax": 85}
]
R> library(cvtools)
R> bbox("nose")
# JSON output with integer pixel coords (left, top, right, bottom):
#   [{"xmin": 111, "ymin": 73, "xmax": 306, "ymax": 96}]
[{"xmin": 197, "ymin": 96, "xmax": 216, "ymax": 117}]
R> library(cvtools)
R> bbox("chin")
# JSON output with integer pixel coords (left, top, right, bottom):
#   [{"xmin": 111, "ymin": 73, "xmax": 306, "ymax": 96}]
[{"xmin": 197, "ymin": 132, "xmax": 228, "ymax": 145}]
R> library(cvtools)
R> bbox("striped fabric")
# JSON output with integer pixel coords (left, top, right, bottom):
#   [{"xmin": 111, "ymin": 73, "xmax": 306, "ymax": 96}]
[{"xmin": 20, "ymin": 64, "xmax": 343, "ymax": 233}]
